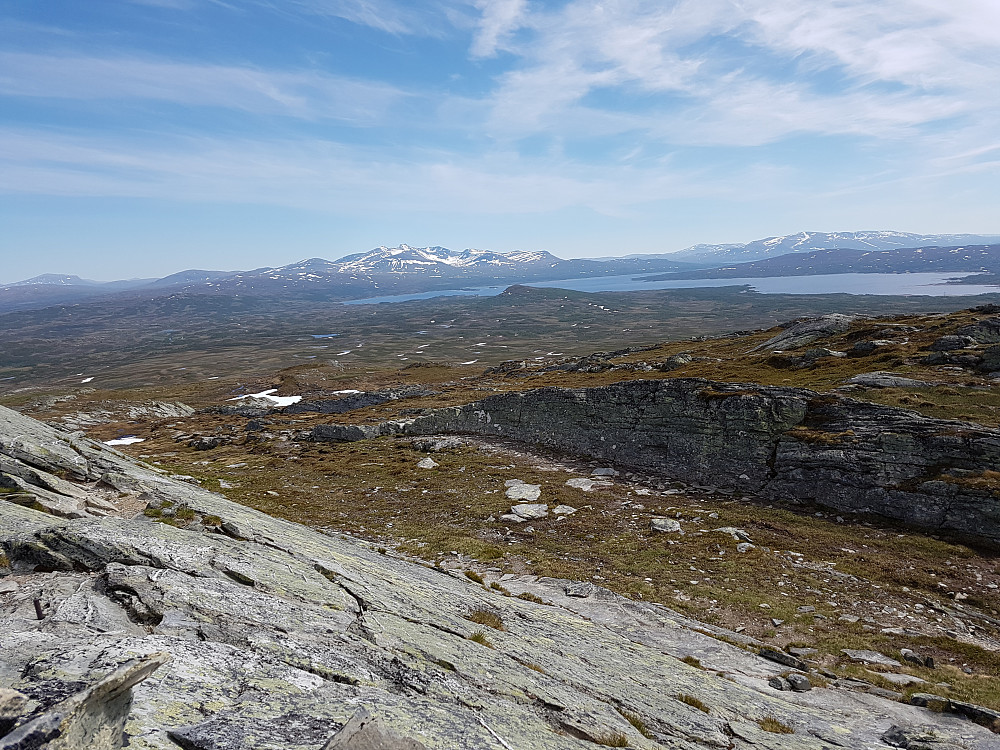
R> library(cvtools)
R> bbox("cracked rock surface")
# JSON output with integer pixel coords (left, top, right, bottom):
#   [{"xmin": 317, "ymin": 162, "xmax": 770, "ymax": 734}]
[{"xmin": 1, "ymin": 404, "xmax": 998, "ymax": 749}]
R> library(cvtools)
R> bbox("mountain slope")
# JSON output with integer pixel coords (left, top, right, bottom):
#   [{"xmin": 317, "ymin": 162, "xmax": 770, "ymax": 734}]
[
  {"xmin": 657, "ymin": 243, "xmax": 1000, "ymax": 281},
  {"xmin": 670, "ymin": 231, "xmax": 1000, "ymax": 263}
]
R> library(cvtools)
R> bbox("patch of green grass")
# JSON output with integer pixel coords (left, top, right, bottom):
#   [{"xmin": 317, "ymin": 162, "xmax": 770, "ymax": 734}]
[
  {"xmin": 202, "ymin": 514, "xmax": 222, "ymax": 526},
  {"xmin": 517, "ymin": 591, "xmax": 544, "ymax": 604},
  {"xmin": 468, "ymin": 630, "xmax": 494, "ymax": 648},
  {"xmin": 142, "ymin": 507, "xmax": 162, "ymax": 518},
  {"xmin": 757, "ymin": 716, "xmax": 794, "ymax": 734},
  {"xmin": 464, "ymin": 570, "xmax": 485, "ymax": 584},
  {"xmin": 676, "ymin": 694, "xmax": 709, "ymax": 713},
  {"xmin": 490, "ymin": 581, "xmax": 511, "ymax": 595},
  {"xmin": 174, "ymin": 506, "xmax": 196, "ymax": 521},
  {"xmin": 680, "ymin": 655, "xmax": 703, "ymax": 669},
  {"xmin": 525, "ymin": 662, "xmax": 546, "ymax": 674}
]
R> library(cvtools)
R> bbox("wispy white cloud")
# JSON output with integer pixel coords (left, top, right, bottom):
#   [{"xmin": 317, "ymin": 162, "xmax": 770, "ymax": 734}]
[
  {"xmin": 0, "ymin": 128, "xmax": 765, "ymax": 215},
  {"xmin": 470, "ymin": 0, "xmax": 527, "ymax": 57},
  {"xmin": 0, "ymin": 52, "xmax": 408, "ymax": 122},
  {"xmin": 475, "ymin": 0, "xmax": 1000, "ymax": 150}
]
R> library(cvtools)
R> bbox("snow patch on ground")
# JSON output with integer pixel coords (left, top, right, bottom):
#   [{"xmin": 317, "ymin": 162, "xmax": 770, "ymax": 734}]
[
  {"xmin": 104, "ymin": 436, "xmax": 145, "ymax": 446},
  {"xmin": 228, "ymin": 388, "xmax": 302, "ymax": 407}
]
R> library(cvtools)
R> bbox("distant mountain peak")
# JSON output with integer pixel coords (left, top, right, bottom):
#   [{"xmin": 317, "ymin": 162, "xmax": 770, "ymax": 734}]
[
  {"xmin": 672, "ymin": 231, "xmax": 1000, "ymax": 263},
  {"xmin": 4, "ymin": 273, "xmax": 99, "ymax": 288}
]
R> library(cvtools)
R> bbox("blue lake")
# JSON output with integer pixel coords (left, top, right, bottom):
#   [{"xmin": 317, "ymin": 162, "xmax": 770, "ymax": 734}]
[{"xmin": 343, "ymin": 271, "xmax": 1000, "ymax": 305}]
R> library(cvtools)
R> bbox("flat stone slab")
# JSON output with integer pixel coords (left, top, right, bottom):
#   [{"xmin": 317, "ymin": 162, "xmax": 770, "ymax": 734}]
[
  {"xmin": 842, "ymin": 649, "xmax": 902, "ymax": 667},
  {"xmin": 510, "ymin": 503, "xmax": 548, "ymax": 520},
  {"xmin": 565, "ymin": 478, "xmax": 608, "ymax": 492},
  {"xmin": 504, "ymin": 480, "xmax": 541, "ymax": 502},
  {"xmin": 870, "ymin": 671, "xmax": 926, "ymax": 687}
]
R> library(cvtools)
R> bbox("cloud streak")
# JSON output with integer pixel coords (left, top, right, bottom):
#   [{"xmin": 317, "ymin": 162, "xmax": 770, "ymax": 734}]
[{"xmin": 0, "ymin": 53, "xmax": 408, "ymax": 123}]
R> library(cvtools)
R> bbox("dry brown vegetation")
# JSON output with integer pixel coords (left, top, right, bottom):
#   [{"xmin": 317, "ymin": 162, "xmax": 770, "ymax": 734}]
[{"xmin": 7, "ymin": 303, "xmax": 1000, "ymax": 709}]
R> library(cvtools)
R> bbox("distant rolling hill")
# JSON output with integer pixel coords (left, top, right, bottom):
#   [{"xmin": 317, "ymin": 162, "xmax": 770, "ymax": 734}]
[
  {"xmin": 667, "ymin": 231, "xmax": 1000, "ymax": 263},
  {"xmin": 0, "ymin": 245, "xmax": 695, "ymax": 314},
  {"xmin": 651, "ymin": 243, "xmax": 1000, "ymax": 281}
]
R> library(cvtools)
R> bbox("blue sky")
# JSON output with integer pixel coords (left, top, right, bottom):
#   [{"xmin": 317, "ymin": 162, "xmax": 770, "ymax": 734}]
[{"xmin": 2, "ymin": 0, "xmax": 999, "ymax": 282}]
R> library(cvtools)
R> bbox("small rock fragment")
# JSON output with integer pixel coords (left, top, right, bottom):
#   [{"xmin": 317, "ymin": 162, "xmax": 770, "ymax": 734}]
[
  {"xmin": 713, "ymin": 527, "xmax": 751, "ymax": 542},
  {"xmin": 786, "ymin": 673, "xmax": 811, "ymax": 692},
  {"xmin": 841, "ymin": 649, "xmax": 902, "ymax": 667},
  {"xmin": 768, "ymin": 676, "xmax": 791, "ymax": 691},
  {"xmin": 651, "ymin": 518, "xmax": 682, "ymax": 533},
  {"xmin": 565, "ymin": 582, "xmax": 596, "ymax": 598},
  {"xmin": 758, "ymin": 648, "xmax": 806, "ymax": 671},
  {"xmin": 416, "ymin": 457, "xmax": 439, "ymax": 469},
  {"xmin": 510, "ymin": 503, "xmax": 548, "ymax": 520},
  {"xmin": 552, "ymin": 505, "xmax": 577, "ymax": 516}
]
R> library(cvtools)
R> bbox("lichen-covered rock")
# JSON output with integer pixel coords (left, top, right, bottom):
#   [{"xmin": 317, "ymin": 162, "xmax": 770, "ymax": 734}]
[
  {"xmin": 751, "ymin": 314, "xmax": 856, "ymax": 352},
  {"xmin": 1, "ymin": 404, "xmax": 998, "ymax": 749}
]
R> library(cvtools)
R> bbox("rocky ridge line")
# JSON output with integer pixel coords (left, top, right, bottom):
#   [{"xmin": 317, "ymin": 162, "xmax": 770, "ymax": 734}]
[{"xmin": 310, "ymin": 377, "xmax": 1000, "ymax": 545}]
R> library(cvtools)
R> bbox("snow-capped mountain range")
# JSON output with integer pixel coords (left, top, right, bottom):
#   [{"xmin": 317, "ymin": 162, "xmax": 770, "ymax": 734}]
[
  {"xmin": 4, "ymin": 233, "xmax": 1000, "ymax": 314},
  {"xmin": 670, "ymin": 231, "xmax": 1000, "ymax": 263}
]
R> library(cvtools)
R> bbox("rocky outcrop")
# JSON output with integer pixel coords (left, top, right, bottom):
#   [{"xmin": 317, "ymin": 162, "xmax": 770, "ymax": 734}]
[
  {"xmin": 3, "ymin": 406, "xmax": 998, "ymax": 748},
  {"xmin": 285, "ymin": 386, "xmax": 438, "ymax": 415},
  {"xmin": 315, "ymin": 379, "xmax": 1000, "ymax": 544}
]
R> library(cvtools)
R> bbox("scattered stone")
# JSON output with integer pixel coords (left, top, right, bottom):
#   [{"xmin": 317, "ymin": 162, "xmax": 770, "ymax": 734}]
[
  {"xmin": 771, "ymin": 618, "xmax": 784, "ymax": 627},
  {"xmin": 847, "ymin": 372, "xmax": 936, "ymax": 388},
  {"xmin": 659, "ymin": 353, "xmax": 693, "ymax": 371},
  {"xmin": 736, "ymin": 542, "xmax": 755, "ymax": 553},
  {"xmin": 411, "ymin": 437, "xmax": 463, "ymax": 452},
  {"xmin": 767, "ymin": 676, "xmax": 791, "ymax": 691},
  {"xmin": 910, "ymin": 693, "xmax": 950, "ymax": 712},
  {"xmin": 752, "ymin": 314, "xmax": 856, "ymax": 352},
  {"xmin": 713, "ymin": 527, "xmax": 751, "ymax": 542},
  {"xmin": 565, "ymin": 477, "xmax": 605, "ymax": 492},
  {"xmin": 498, "ymin": 514, "xmax": 525, "ymax": 524},
  {"xmin": 552, "ymin": 505, "xmax": 577, "ymax": 516},
  {"xmin": 785, "ymin": 673, "xmax": 812, "ymax": 692},
  {"xmin": 929, "ymin": 334, "xmax": 977, "ymax": 351},
  {"xmin": 787, "ymin": 647, "xmax": 817, "ymax": 658},
  {"xmin": 796, "ymin": 605, "xmax": 815, "ymax": 614},
  {"xmin": 505, "ymin": 480, "xmax": 541, "ymax": 502},
  {"xmin": 565, "ymin": 582, "xmax": 596, "ymax": 598},
  {"xmin": 851, "ymin": 340, "xmax": 896, "ymax": 355},
  {"xmin": 650, "ymin": 518, "xmax": 682, "ymax": 533},
  {"xmin": 874, "ymin": 672, "xmax": 927, "ymax": 687},
  {"xmin": 842, "ymin": 649, "xmax": 902, "ymax": 667},
  {"xmin": 510, "ymin": 503, "xmax": 548, "ymax": 520},
  {"xmin": 901, "ymin": 649, "xmax": 934, "ymax": 669},
  {"xmin": 881, "ymin": 724, "xmax": 952, "ymax": 749},
  {"xmin": 839, "ymin": 614, "xmax": 860, "ymax": 623},
  {"xmin": 416, "ymin": 457, "xmax": 439, "ymax": 469},
  {"xmin": 758, "ymin": 648, "xmax": 806, "ymax": 671},
  {"xmin": 591, "ymin": 467, "xmax": 618, "ymax": 477},
  {"xmin": 0, "ymin": 580, "xmax": 18, "ymax": 595}
]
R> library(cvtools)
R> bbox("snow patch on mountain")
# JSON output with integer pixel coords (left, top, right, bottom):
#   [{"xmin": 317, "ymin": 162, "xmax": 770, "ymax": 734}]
[{"xmin": 671, "ymin": 231, "xmax": 1000, "ymax": 263}]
